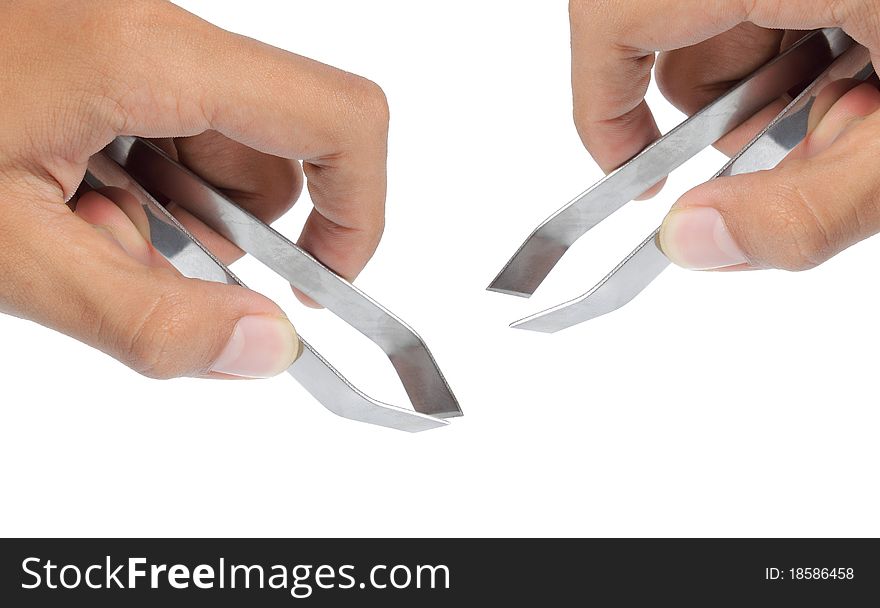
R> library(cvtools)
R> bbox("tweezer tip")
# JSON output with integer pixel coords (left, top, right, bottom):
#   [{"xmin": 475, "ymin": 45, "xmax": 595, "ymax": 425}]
[
  {"xmin": 434, "ymin": 410, "xmax": 465, "ymax": 420},
  {"xmin": 486, "ymin": 285, "xmax": 533, "ymax": 298},
  {"xmin": 510, "ymin": 296, "xmax": 617, "ymax": 333},
  {"xmin": 509, "ymin": 316, "xmax": 559, "ymax": 333}
]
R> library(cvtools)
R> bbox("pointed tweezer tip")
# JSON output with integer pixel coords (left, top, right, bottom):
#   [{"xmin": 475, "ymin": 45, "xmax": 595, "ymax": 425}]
[
  {"xmin": 509, "ymin": 298, "xmax": 616, "ymax": 333},
  {"xmin": 508, "ymin": 316, "xmax": 560, "ymax": 333},
  {"xmin": 434, "ymin": 409, "xmax": 465, "ymax": 420},
  {"xmin": 486, "ymin": 285, "xmax": 533, "ymax": 298}
]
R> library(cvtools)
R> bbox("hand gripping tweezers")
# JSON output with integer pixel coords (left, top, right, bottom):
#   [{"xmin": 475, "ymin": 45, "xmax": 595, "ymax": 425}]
[
  {"xmin": 489, "ymin": 28, "xmax": 874, "ymax": 332},
  {"xmin": 83, "ymin": 136, "xmax": 462, "ymax": 432}
]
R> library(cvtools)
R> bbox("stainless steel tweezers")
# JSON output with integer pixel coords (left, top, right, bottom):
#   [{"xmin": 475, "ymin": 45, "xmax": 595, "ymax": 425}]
[
  {"xmin": 83, "ymin": 137, "xmax": 462, "ymax": 432},
  {"xmin": 489, "ymin": 28, "xmax": 873, "ymax": 332}
]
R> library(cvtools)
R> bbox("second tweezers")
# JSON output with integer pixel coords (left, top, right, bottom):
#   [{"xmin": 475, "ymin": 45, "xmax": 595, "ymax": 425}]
[{"xmin": 489, "ymin": 29, "xmax": 870, "ymax": 332}]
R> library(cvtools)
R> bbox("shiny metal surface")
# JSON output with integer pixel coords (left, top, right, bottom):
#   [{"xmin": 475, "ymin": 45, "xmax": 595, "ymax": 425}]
[
  {"xmin": 488, "ymin": 28, "xmax": 854, "ymax": 298},
  {"xmin": 513, "ymin": 44, "xmax": 875, "ymax": 332},
  {"xmin": 85, "ymin": 154, "xmax": 241, "ymax": 287},
  {"xmin": 94, "ymin": 138, "xmax": 461, "ymax": 432}
]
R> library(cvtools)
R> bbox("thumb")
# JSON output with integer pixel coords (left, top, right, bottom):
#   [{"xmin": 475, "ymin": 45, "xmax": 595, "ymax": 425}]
[
  {"xmin": 659, "ymin": 83, "xmax": 880, "ymax": 272},
  {"xmin": 1, "ymin": 182, "xmax": 301, "ymax": 380}
]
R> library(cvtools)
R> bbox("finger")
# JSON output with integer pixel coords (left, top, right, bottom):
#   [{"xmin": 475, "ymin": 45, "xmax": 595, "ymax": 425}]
[
  {"xmin": 804, "ymin": 80, "xmax": 873, "ymax": 147},
  {"xmin": 570, "ymin": 0, "xmax": 662, "ymax": 196},
  {"xmin": 0, "ymin": 178, "xmax": 301, "ymax": 380},
  {"xmin": 168, "ymin": 131, "xmax": 362, "ymax": 308},
  {"xmin": 168, "ymin": 131, "xmax": 304, "ymax": 265},
  {"xmin": 76, "ymin": 189, "xmax": 283, "ymax": 379},
  {"xmin": 91, "ymin": 2, "xmax": 388, "ymax": 284},
  {"xmin": 568, "ymin": 0, "xmax": 878, "ymax": 190},
  {"xmin": 75, "ymin": 189, "xmax": 150, "ymax": 256},
  {"xmin": 655, "ymin": 24, "xmax": 784, "ymax": 114},
  {"xmin": 75, "ymin": 187, "xmax": 181, "ymax": 271},
  {"xmin": 655, "ymin": 24, "xmax": 790, "ymax": 156},
  {"xmin": 658, "ymin": 83, "xmax": 880, "ymax": 271}
]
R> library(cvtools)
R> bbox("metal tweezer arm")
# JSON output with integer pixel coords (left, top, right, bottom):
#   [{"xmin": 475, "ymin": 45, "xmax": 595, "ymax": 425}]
[
  {"xmin": 488, "ymin": 28, "xmax": 855, "ymax": 299},
  {"xmin": 85, "ymin": 137, "xmax": 462, "ymax": 432},
  {"xmin": 512, "ymin": 42, "xmax": 875, "ymax": 332}
]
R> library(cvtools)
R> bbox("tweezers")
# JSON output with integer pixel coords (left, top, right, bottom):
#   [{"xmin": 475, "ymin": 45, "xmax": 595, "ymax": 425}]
[
  {"xmin": 83, "ymin": 136, "xmax": 462, "ymax": 432},
  {"xmin": 489, "ymin": 28, "xmax": 873, "ymax": 332}
]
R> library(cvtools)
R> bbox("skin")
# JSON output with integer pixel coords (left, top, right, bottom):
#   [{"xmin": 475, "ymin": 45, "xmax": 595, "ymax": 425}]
[
  {"xmin": 569, "ymin": 0, "xmax": 880, "ymax": 271},
  {"xmin": 3, "ymin": 1, "xmax": 877, "ymax": 382},
  {"xmin": 0, "ymin": 0, "xmax": 390, "ymax": 379}
]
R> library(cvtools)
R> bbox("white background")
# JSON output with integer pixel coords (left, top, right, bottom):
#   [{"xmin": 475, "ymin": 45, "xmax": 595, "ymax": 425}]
[{"xmin": 2, "ymin": 1, "xmax": 878, "ymax": 537}]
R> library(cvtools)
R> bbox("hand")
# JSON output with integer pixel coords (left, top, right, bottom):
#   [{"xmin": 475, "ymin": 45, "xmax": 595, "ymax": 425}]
[
  {"xmin": 569, "ymin": 1, "xmax": 880, "ymax": 272},
  {"xmin": 0, "ymin": 0, "xmax": 389, "ymax": 379}
]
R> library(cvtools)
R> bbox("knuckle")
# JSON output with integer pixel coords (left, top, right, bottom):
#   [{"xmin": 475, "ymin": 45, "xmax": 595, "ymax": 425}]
[
  {"xmin": 572, "ymin": 102, "xmax": 592, "ymax": 138},
  {"xmin": 834, "ymin": 0, "xmax": 880, "ymax": 44},
  {"xmin": 861, "ymin": 3, "xmax": 880, "ymax": 46},
  {"xmin": 828, "ymin": 0, "xmax": 854, "ymax": 26},
  {"xmin": 764, "ymin": 181, "xmax": 834, "ymax": 271},
  {"xmin": 362, "ymin": 215, "xmax": 386, "ymax": 253},
  {"xmin": 121, "ymin": 287, "xmax": 196, "ymax": 379},
  {"xmin": 339, "ymin": 210, "xmax": 386, "ymax": 245},
  {"xmin": 339, "ymin": 74, "xmax": 390, "ymax": 130}
]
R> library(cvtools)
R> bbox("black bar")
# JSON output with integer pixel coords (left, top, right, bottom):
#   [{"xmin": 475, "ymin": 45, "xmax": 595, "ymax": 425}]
[{"xmin": 1, "ymin": 539, "xmax": 877, "ymax": 606}]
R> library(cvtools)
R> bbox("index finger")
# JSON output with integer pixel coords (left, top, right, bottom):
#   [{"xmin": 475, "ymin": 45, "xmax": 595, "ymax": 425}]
[
  {"xmin": 97, "ymin": 1, "xmax": 389, "ymax": 281},
  {"xmin": 569, "ymin": 0, "xmax": 861, "ymax": 177}
]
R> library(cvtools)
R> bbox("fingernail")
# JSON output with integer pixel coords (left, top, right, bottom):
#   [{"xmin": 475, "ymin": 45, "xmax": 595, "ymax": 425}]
[
  {"xmin": 211, "ymin": 316, "xmax": 302, "ymax": 379},
  {"xmin": 659, "ymin": 207, "xmax": 748, "ymax": 270}
]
